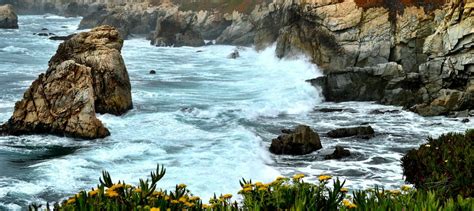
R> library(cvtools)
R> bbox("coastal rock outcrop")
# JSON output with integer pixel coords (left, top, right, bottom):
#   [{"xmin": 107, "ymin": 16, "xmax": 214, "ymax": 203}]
[
  {"xmin": 324, "ymin": 146, "xmax": 351, "ymax": 160},
  {"xmin": 327, "ymin": 126, "xmax": 375, "ymax": 139},
  {"xmin": 1, "ymin": 25, "xmax": 132, "ymax": 139},
  {"xmin": 270, "ymin": 125, "xmax": 322, "ymax": 155},
  {"xmin": 0, "ymin": 4, "xmax": 18, "ymax": 29},
  {"xmin": 0, "ymin": 60, "xmax": 110, "ymax": 139}
]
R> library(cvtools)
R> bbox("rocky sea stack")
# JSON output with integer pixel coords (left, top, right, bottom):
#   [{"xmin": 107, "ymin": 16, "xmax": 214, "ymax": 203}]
[
  {"xmin": 0, "ymin": 4, "xmax": 18, "ymax": 29},
  {"xmin": 0, "ymin": 25, "xmax": 132, "ymax": 139}
]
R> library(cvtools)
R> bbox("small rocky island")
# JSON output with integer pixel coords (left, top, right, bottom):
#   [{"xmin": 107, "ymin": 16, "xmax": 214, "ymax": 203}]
[
  {"xmin": 0, "ymin": 4, "xmax": 18, "ymax": 29},
  {"xmin": 0, "ymin": 25, "xmax": 132, "ymax": 139}
]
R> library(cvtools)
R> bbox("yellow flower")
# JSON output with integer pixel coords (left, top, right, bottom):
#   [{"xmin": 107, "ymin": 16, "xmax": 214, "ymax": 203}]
[
  {"xmin": 293, "ymin": 173, "xmax": 305, "ymax": 180},
  {"xmin": 110, "ymin": 183, "xmax": 123, "ymax": 190},
  {"xmin": 189, "ymin": 196, "xmax": 200, "ymax": 201},
  {"xmin": 318, "ymin": 175, "xmax": 332, "ymax": 182},
  {"xmin": 342, "ymin": 199, "xmax": 357, "ymax": 208},
  {"xmin": 401, "ymin": 185, "xmax": 412, "ymax": 192},
  {"xmin": 67, "ymin": 198, "xmax": 75, "ymax": 204},
  {"xmin": 164, "ymin": 196, "xmax": 170, "ymax": 201},
  {"xmin": 178, "ymin": 184, "xmax": 187, "ymax": 189},
  {"xmin": 389, "ymin": 189, "xmax": 401, "ymax": 195},
  {"xmin": 124, "ymin": 184, "xmax": 132, "ymax": 189},
  {"xmin": 179, "ymin": 197, "xmax": 188, "ymax": 203},
  {"xmin": 171, "ymin": 200, "xmax": 179, "ymax": 204},
  {"xmin": 243, "ymin": 183, "xmax": 252, "ymax": 188},
  {"xmin": 254, "ymin": 182, "xmax": 264, "ymax": 187},
  {"xmin": 202, "ymin": 204, "xmax": 210, "ymax": 209},
  {"xmin": 276, "ymin": 176, "xmax": 286, "ymax": 180},
  {"xmin": 88, "ymin": 189, "xmax": 99, "ymax": 197},
  {"xmin": 340, "ymin": 187, "xmax": 349, "ymax": 193},
  {"xmin": 184, "ymin": 202, "xmax": 195, "ymax": 207},
  {"xmin": 150, "ymin": 208, "xmax": 160, "ymax": 211},
  {"xmin": 243, "ymin": 187, "xmax": 252, "ymax": 193},
  {"xmin": 222, "ymin": 194, "xmax": 232, "ymax": 199},
  {"xmin": 258, "ymin": 187, "xmax": 268, "ymax": 191},
  {"xmin": 134, "ymin": 188, "xmax": 142, "ymax": 193},
  {"xmin": 105, "ymin": 190, "xmax": 119, "ymax": 198}
]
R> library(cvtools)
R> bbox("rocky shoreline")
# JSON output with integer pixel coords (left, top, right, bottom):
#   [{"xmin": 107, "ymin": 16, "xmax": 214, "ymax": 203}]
[{"xmin": 6, "ymin": 0, "xmax": 472, "ymax": 117}]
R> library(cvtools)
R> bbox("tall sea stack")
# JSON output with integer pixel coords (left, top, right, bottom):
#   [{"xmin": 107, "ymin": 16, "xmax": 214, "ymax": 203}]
[{"xmin": 0, "ymin": 25, "xmax": 133, "ymax": 139}]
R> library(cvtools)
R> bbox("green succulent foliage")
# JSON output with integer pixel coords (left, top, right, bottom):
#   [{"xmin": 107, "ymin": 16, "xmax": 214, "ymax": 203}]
[{"xmin": 401, "ymin": 129, "xmax": 474, "ymax": 199}]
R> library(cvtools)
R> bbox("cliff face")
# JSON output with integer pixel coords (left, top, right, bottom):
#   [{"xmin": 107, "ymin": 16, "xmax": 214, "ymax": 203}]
[{"xmin": 7, "ymin": 0, "xmax": 474, "ymax": 116}]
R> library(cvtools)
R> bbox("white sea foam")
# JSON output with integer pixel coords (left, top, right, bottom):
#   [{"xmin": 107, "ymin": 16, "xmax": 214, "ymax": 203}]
[{"xmin": 0, "ymin": 46, "xmax": 29, "ymax": 54}]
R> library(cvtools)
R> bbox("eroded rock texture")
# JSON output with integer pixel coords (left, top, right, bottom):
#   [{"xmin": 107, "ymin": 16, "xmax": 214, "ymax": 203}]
[
  {"xmin": 1, "ymin": 25, "xmax": 133, "ymax": 139},
  {"xmin": 0, "ymin": 4, "xmax": 18, "ymax": 29}
]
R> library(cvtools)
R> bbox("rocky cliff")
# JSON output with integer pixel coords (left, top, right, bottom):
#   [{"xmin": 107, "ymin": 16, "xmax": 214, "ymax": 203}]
[
  {"xmin": 0, "ymin": 26, "xmax": 133, "ymax": 139},
  {"xmin": 5, "ymin": 0, "xmax": 474, "ymax": 116},
  {"xmin": 0, "ymin": 4, "xmax": 18, "ymax": 29}
]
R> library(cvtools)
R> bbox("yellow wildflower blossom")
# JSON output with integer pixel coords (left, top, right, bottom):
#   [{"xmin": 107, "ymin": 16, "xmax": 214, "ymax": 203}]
[
  {"xmin": 178, "ymin": 184, "xmax": 187, "ymax": 189},
  {"xmin": 134, "ymin": 188, "xmax": 142, "ymax": 193},
  {"xmin": 276, "ymin": 176, "xmax": 286, "ymax": 180},
  {"xmin": 202, "ymin": 204, "xmax": 210, "ymax": 209},
  {"xmin": 340, "ymin": 187, "xmax": 349, "ymax": 193},
  {"xmin": 342, "ymin": 199, "xmax": 357, "ymax": 208},
  {"xmin": 258, "ymin": 187, "xmax": 268, "ymax": 191},
  {"xmin": 88, "ymin": 189, "xmax": 99, "ymax": 197},
  {"xmin": 105, "ymin": 190, "xmax": 119, "ymax": 198},
  {"xmin": 67, "ymin": 198, "xmax": 75, "ymax": 204},
  {"xmin": 255, "ymin": 182, "xmax": 264, "ymax": 187},
  {"xmin": 164, "ymin": 196, "xmax": 170, "ymax": 201},
  {"xmin": 189, "ymin": 196, "xmax": 200, "ymax": 201},
  {"xmin": 293, "ymin": 173, "xmax": 305, "ymax": 180},
  {"xmin": 171, "ymin": 200, "xmax": 179, "ymax": 204},
  {"xmin": 243, "ymin": 183, "xmax": 252, "ymax": 188},
  {"xmin": 389, "ymin": 189, "xmax": 401, "ymax": 195},
  {"xmin": 318, "ymin": 175, "xmax": 332, "ymax": 182},
  {"xmin": 222, "ymin": 194, "xmax": 232, "ymax": 199},
  {"xmin": 179, "ymin": 197, "xmax": 187, "ymax": 203},
  {"xmin": 150, "ymin": 208, "xmax": 160, "ymax": 211},
  {"xmin": 110, "ymin": 183, "xmax": 123, "ymax": 190},
  {"xmin": 185, "ymin": 202, "xmax": 195, "ymax": 207},
  {"xmin": 401, "ymin": 185, "xmax": 412, "ymax": 191},
  {"xmin": 243, "ymin": 187, "xmax": 252, "ymax": 193}
]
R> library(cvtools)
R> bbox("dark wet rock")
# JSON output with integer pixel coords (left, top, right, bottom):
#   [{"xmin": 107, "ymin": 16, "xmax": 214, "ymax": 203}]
[
  {"xmin": 315, "ymin": 108, "xmax": 358, "ymax": 113},
  {"xmin": 461, "ymin": 119, "xmax": 470, "ymax": 123},
  {"xmin": 270, "ymin": 125, "xmax": 322, "ymax": 155},
  {"xmin": 49, "ymin": 34, "xmax": 76, "ymax": 41},
  {"xmin": 327, "ymin": 126, "xmax": 375, "ymax": 139},
  {"xmin": 36, "ymin": 32, "xmax": 55, "ymax": 36},
  {"xmin": 1, "ymin": 26, "xmax": 132, "ymax": 139},
  {"xmin": 151, "ymin": 10, "xmax": 205, "ymax": 47},
  {"xmin": 324, "ymin": 146, "xmax": 351, "ymax": 160},
  {"xmin": 228, "ymin": 50, "xmax": 240, "ymax": 59},
  {"xmin": 41, "ymin": 28, "xmax": 48, "ymax": 31},
  {"xmin": 369, "ymin": 109, "xmax": 401, "ymax": 115},
  {"xmin": 281, "ymin": 129, "xmax": 293, "ymax": 134},
  {"xmin": 0, "ymin": 4, "xmax": 18, "ymax": 29},
  {"xmin": 149, "ymin": 70, "xmax": 156, "ymax": 75},
  {"xmin": 196, "ymin": 50, "xmax": 203, "ymax": 53}
]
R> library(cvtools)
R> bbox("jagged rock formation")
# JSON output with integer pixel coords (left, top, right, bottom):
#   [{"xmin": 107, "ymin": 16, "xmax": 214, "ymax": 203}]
[
  {"xmin": 7, "ymin": 0, "xmax": 473, "ymax": 116},
  {"xmin": 0, "ymin": 25, "xmax": 133, "ymax": 139},
  {"xmin": 270, "ymin": 125, "xmax": 322, "ymax": 155},
  {"xmin": 0, "ymin": 4, "xmax": 18, "ymax": 29}
]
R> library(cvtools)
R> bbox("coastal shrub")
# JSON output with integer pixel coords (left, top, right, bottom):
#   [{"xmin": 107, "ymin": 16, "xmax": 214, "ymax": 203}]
[
  {"xmin": 30, "ymin": 165, "xmax": 474, "ymax": 210},
  {"xmin": 401, "ymin": 129, "xmax": 474, "ymax": 199}
]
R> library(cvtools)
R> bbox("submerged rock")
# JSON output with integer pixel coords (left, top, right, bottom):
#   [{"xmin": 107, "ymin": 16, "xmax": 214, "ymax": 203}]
[
  {"xmin": 270, "ymin": 125, "xmax": 322, "ymax": 155},
  {"xmin": 149, "ymin": 70, "xmax": 156, "ymax": 74},
  {"xmin": 49, "ymin": 34, "xmax": 76, "ymax": 41},
  {"xmin": 227, "ymin": 50, "xmax": 240, "ymax": 59},
  {"xmin": 1, "ymin": 25, "xmax": 132, "ymax": 139},
  {"xmin": 325, "ymin": 146, "xmax": 351, "ymax": 160},
  {"xmin": 0, "ymin": 4, "xmax": 18, "ymax": 29},
  {"xmin": 327, "ymin": 126, "xmax": 375, "ymax": 139}
]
